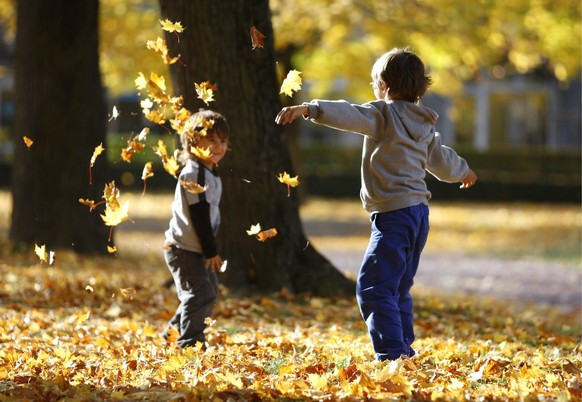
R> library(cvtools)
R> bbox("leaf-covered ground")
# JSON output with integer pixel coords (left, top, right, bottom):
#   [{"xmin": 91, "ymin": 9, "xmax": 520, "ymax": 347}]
[
  {"xmin": 0, "ymin": 193, "xmax": 580, "ymax": 401},
  {"xmin": 0, "ymin": 253, "xmax": 580, "ymax": 401}
]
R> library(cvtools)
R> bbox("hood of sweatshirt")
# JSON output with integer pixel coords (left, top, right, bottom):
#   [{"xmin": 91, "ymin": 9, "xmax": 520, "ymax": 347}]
[{"xmin": 389, "ymin": 100, "xmax": 438, "ymax": 142}]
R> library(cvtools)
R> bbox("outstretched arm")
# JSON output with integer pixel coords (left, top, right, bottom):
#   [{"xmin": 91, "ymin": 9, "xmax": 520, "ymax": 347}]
[{"xmin": 275, "ymin": 105, "xmax": 308, "ymax": 125}]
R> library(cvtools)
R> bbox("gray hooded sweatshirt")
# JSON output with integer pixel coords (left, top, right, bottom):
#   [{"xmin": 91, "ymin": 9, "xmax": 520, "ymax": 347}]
[{"xmin": 304, "ymin": 99, "xmax": 469, "ymax": 214}]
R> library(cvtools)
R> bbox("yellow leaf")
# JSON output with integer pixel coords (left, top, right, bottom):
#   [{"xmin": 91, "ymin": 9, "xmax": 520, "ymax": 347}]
[
  {"xmin": 146, "ymin": 36, "xmax": 180, "ymax": 65},
  {"xmin": 308, "ymin": 373, "xmax": 328, "ymax": 390},
  {"xmin": 191, "ymin": 146, "xmax": 212, "ymax": 162},
  {"xmin": 160, "ymin": 19, "xmax": 185, "ymax": 33},
  {"xmin": 35, "ymin": 244, "xmax": 48, "ymax": 263},
  {"xmin": 85, "ymin": 285, "xmax": 94, "ymax": 292},
  {"xmin": 102, "ymin": 181, "xmax": 120, "ymax": 209},
  {"xmin": 22, "ymin": 136, "xmax": 33, "ymax": 149},
  {"xmin": 142, "ymin": 162, "xmax": 154, "ymax": 181},
  {"xmin": 76, "ymin": 309, "xmax": 90, "ymax": 324},
  {"xmin": 135, "ymin": 72, "xmax": 148, "ymax": 90},
  {"xmin": 100, "ymin": 200, "xmax": 130, "ymax": 227},
  {"xmin": 277, "ymin": 171, "xmax": 300, "ymax": 187},
  {"xmin": 91, "ymin": 143, "xmax": 105, "ymax": 167},
  {"xmin": 280, "ymin": 69, "xmax": 302, "ymax": 97},
  {"xmin": 107, "ymin": 246, "xmax": 117, "ymax": 254},
  {"xmin": 162, "ymin": 156, "xmax": 180, "ymax": 178},
  {"xmin": 195, "ymin": 81, "xmax": 217, "ymax": 105},
  {"xmin": 180, "ymin": 179, "xmax": 207, "ymax": 194},
  {"xmin": 246, "ymin": 223, "xmax": 262, "ymax": 235}
]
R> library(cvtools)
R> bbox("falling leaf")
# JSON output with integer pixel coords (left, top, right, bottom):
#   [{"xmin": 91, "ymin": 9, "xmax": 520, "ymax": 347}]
[
  {"xmin": 280, "ymin": 69, "xmax": 302, "ymax": 97},
  {"xmin": 195, "ymin": 81, "xmax": 217, "ymax": 105},
  {"xmin": 79, "ymin": 198, "xmax": 98, "ymax": 211},
  {"xmin": 107, "ymin": 245, "xmax": 117, "ymax": 254},
  {"xmin": 85, "ymin": 285, "xmax": 94, "ymax": 292},
  {"xmin": 257, "ymin": 228, "xmax": 278, "ymax": 242},
  {"xmin": 153, "ymin": 141, "xmax": 180, "ymax": 178},
  {"xmin": 137, "ymin": 127, "xmax": 149, "ymax": 141},
  {"xmin": 219, "ymin": 260, "xmax": 228, "ymax": 272},
  {"xmin": 180, "ymin": 179, "xmax": 207, "ymax": 194},
  {"xmin": 277, "ymin": 171, "xmax": 300, "ymax": 187},
  {"xmin": 102, "ymin": 181, "xmax": 121, "ymax": 210},
  {"xmin": 108, "ymin": 106, "xmax": 119, "ymax": 121},
  {"xmin": 160, "ymin": 19, "xmax": 185, "ymax": 34},
  {"xmin": 121, "ymin": 135, "xmax": 146, "ymax": 163},
  {"xmin": 142, "ymin": 162, "xmax": 154, "ymax": 197},
  {"xmin": 250, "ymin": 25, "xmax": 266, "ymax": 49},
  {"xmin": 146, "ymin": 36, "xmax": 180, "ymax": 65},
  {"xmin": 135, "ymin": 73, "xmax": 148, "ymax": 90},
  {"xmin": 100, "ymin": 200, "xmax": 130, "ymax": 227},
  {"xmin": 89, "ymin": 143, "xmax": 106, "ymax": 185},
  {"xmin": 246, "ymin": 223, "xmax": 262, "ymax": 236},
  {"xmin": 278, "ymin": 171, "xmax": 300, "ymax": 197},
  {"xmin": 23, "ymin": 136, "xmax": 33, "ymax": 149},
  {"xmin": 191, "ymin": 146, "xmax": 212, "ymax": 163},
  {"xmin": 34, "ymin": 244, "xmax": 48, "ymax": 263}
]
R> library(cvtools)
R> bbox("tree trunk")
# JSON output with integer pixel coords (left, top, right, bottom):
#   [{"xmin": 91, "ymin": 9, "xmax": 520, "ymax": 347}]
[
  {"xmin": 158, "ymin": 0, "xmax": 354, "ymax": 296},
  {"xmin": 10, "ymin": 0, "xmax": 109, "ymax": 253}
]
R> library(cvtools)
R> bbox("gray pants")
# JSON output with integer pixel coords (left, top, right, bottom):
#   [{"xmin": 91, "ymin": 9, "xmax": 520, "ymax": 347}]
[{"xmin": 164, "ymin": 245, "xmax": 218, "ymax": 348}]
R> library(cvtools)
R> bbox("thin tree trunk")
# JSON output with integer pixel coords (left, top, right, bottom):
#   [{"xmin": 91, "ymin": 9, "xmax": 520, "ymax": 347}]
[
  {"xmin": 10, "ymin": 0, "xmax": 109, "ymax": 253},
  {"xmin": 158, "ymin": 0, "xmax": 354, "ymax": 295}
]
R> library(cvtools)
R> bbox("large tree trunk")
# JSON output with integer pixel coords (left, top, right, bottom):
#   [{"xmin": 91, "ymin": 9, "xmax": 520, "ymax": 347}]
[
  {"xmin": 158, "ymin": 0, "xmax": 354, "ymax": 296},
  {"xmin": 10, "ymin": 0, "xmax": 109, "ymax": 253}
]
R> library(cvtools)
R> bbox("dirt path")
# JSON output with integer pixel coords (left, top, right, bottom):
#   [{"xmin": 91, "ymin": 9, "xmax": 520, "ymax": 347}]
[
  {"xmin": 319, "ymin": 247, "xmax": 581, "ymax": 312},
  {"xmin": 118, "ymin": 216, "xmax": 581, "ymax": 313}
]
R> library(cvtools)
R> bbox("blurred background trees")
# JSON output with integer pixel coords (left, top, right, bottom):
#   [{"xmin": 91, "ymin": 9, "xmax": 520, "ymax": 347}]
[{"xmin": 0, "ymin": 0, "xmax": 579, "ymax": 260}]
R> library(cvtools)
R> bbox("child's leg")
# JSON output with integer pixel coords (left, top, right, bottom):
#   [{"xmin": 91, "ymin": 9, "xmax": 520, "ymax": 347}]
[
  {"xmin": 356, "ymin": 205, "xmax": 428, "ymax": 361},
  {"xmin": 398, "ymin": 204, "xmax": 429, "ymax": 357},
  {"xmin": 165, "ymin": 245, "xmax": 218, "ymax": 348}
]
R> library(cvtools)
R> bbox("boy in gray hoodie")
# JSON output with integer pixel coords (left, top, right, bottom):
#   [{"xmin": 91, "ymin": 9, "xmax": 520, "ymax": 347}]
[{"xmin": 276, "ymin": 47, "xmax": 477, "ymax": 361}]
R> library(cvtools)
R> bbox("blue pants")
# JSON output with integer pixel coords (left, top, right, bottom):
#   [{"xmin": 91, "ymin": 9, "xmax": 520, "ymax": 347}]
[
  {"xmin": 164, "ymin": 245, "xmax": 218, "ymax": 348},
  {"xmin": 356, "ymin": 204, "xmax": 429, "ymax": 361}
]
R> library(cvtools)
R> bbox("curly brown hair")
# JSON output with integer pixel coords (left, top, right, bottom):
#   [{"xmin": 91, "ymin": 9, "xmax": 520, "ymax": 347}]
[{"xmin": 371, "ymin": 48, "xmax": 432, "ymax": 103}]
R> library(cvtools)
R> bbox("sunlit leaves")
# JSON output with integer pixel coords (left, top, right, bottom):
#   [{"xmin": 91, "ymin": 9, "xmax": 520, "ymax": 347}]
[
  {"xmin": 278, "ymin": 171, "xmax": 300, "ymax": 197},
  {"xmin": 146, "ymin": 36, "xmax": 180, "ymax": 64},
  {"xmin": 180, "ymin": 178, "xmax": 207, "ymax": 194},
  {"xmin": 0, "ymin": 255, "xmax": 578, "ymax": 401},
  {"xmin": 246, "ymin": 223, "xmax": 278, "ymax": 241},
  {"xmin": 152, "ymin": 140, "xmax": 180, "ymax": 178},
  {"xmin": 280, "ymin": 69, "xmax": 302, "ymax": 97},
  {"xmin": 191, "ymin": 146, "xmax": 212, "ymax": 164},
  {"xmin": 100, "ymin": 199, "xmax": 130, "ymax": 227},
  {"xmin": 195, "ymin": 81, "xmax": 217, "ymax": 105},
  {"xmin": 22, "ymin": 136, "xmax": 33, "ymax": 149},
  {"xmin": 160, "ymin": 18, "xmax": 185, "ymax": 43},
  {"xmin": 89, "ymin": 143, "xmax": 105, "ymax": 185},
  {"xmin": 34, "ymin": 243, "xmax": 55, "ymax": 265}
]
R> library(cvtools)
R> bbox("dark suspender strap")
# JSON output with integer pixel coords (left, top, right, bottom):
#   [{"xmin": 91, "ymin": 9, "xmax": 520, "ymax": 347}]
[{"xmin": 197, "ymin": 163, "xmax": 207, "ymax": 203}]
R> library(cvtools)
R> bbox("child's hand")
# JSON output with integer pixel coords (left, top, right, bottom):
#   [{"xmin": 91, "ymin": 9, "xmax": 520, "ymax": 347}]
[
  {"xmin": 460, "ymin": 169, "xmax": 477, "ymax": 189},
  {"xmin": 275, "ymin": 105, "xmax": 308, "ymax": 125},
  {"xmin": 205, "ymin": 255, "xmax": 223, "ymax": 272}
]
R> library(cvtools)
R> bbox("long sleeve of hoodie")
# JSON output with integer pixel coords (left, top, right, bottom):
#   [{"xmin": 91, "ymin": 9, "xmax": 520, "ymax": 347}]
[
  {"xmin": 304, "ymin": 99, "xmax": 469, "ymax": 213},
  {"xmin": 426, "ymin": 132, "xmax": 469, "ymax": 183}
]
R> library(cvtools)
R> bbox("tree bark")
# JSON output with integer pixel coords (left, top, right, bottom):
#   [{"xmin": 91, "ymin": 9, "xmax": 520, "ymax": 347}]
[
  {"xmin": 10, "ymin": 0, "xmax": 109, "ymax": 253},
  {"xmin": 158, "ymin": 0, "xmax": 354, "ymax": 296}
]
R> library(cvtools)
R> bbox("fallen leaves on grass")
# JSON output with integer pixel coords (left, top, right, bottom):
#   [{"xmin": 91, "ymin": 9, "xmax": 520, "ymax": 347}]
[{"xmin": 0, "ymin": 255, "xmax": 579, "ymax": 401}]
